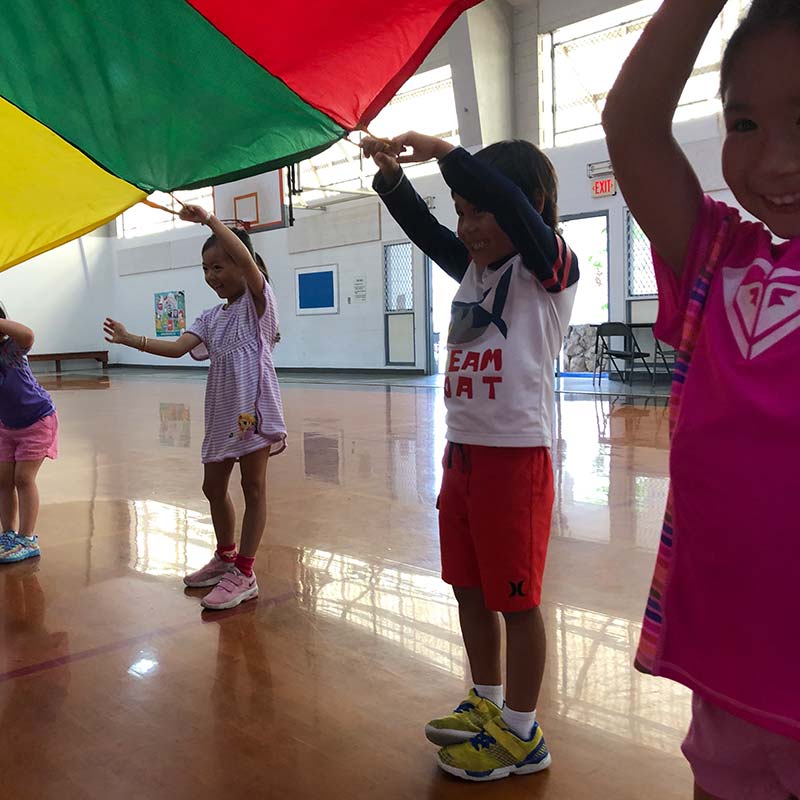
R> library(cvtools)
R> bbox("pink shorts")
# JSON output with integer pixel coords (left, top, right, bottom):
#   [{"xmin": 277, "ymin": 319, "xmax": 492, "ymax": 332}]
[
  {"xmin": 0, "ymin": 413, "xmax": 59, "ymax": 462},
  {"xmin": 683, "ymin": 694, "xmax": 800, "ymax": 800}
]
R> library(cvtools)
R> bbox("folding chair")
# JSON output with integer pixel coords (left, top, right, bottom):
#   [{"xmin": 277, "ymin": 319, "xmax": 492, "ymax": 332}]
[
  {"xmin": 593, "ymin": 322, "xmax": 652, "ymax": 385},
  {"xmin": 653, "ymin": 338, "xmax": 676, "ymax": 379}
]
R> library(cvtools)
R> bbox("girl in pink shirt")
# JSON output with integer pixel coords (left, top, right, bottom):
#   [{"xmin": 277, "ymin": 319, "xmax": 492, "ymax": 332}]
[
  {"xmin": 105, "ymin": 206, "xmax": 286, "ymax": 611},
  {"xmin": 604, "ymin": 2, "xmax": 800, "ymax": 798}
]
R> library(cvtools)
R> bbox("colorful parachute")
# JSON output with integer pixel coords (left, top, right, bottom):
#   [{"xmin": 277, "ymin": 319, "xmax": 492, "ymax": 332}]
[{"xmin": 0, "ymin": 0, "xmax": 478, "ymax": 271}]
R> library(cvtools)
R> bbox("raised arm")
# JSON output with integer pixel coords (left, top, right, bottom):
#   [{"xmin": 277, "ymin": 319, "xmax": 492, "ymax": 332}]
[
  {"xmin": 364, "ymin": 137, "xmax": 470, "ymax": 282},
  {"xmin": 437, "ymin": 147, "xmax": 577, "ymax": 292},
  {"xmin": 103, "ymin": 318, "xmax": 200, "ymax": 358},
  {"xmin": 390, "ymin": 132, "xmax": 577, "ymax": 292},
  {"xmin": 179, "ymin": 204, "xmax": 266, "ymax": 315},
  {"xmin": 602, "ymin": 0, "xmax": 723, "ymax": 274},
  {"xmin": 0, "ymin": 318, "xmax": 35, "ymax": 350}
]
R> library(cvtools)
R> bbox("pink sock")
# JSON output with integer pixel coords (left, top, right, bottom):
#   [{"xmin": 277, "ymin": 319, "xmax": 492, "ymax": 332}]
[
  {"xmin": 235, "ymin": 554, "xmax": 255, "ymax": 576},
  {"xmin": 217, "ymin": 543, "xmax": 237, "ymax": 563}
]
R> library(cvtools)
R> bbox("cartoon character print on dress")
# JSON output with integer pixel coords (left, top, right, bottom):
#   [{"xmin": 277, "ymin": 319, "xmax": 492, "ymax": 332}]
[
  {"xmin": 723, "ymin": 258, "xmax": 800, "ymax": 360},
  {"xmin": 449, "ymin": 266, "xmax": 513, "ymax": 346},
  {"xmin": 229, "ymin": 412, "xmax": 257, "ymax": 441}
]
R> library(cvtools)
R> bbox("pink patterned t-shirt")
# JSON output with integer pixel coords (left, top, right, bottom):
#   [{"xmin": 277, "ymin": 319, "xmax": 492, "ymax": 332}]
[{"xmin": 644, "ymin": 195, "xmax": 800, "ymax": 741}]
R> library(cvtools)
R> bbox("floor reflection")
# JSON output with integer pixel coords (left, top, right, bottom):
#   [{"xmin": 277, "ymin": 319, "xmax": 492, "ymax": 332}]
[
  {"xmin": 129, "ymin": 499, "xmax": 215, "ymax": 578},
  {"xmin": 37, "ymin": 373, "xmax": 111, "ymax": 391},
  {"xmin": 0, "ymin": 372, "xmax": 693, "ymax": 798},
  {"xmin": 298, "ymin": 547, "xmax": 465, "ymax": 679},
  {"xmin": 553, "ymin": 395, "xmax": 670, "ymax": 550},
  {"xmin": 552, "ymin": 603, "xmax": 689, "ymax": 755}
]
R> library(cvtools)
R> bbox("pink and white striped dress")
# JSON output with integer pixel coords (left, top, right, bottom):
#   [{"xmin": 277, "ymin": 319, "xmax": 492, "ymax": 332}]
[{"xmin": 188, "ymin": 277, "xmax": 286, "ymax": 463}]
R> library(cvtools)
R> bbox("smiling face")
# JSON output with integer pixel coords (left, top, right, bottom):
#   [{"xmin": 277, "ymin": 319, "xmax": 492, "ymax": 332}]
[
  {"xmin": 722, "ymin": 25, "xmax": 800, "ymax": 239},
  {"xmin": 454, "ymin": 193, "xmax": 516, "ymax": 270},
  {"xmin": 201, "ymin": 244, "xmax": 246, "ymax": 301}
]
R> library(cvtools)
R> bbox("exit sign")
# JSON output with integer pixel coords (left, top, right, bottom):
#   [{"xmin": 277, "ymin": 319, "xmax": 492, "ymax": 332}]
[{"xmin": 592, "ymin": 177, "xmax": 617, "ymax": 198}]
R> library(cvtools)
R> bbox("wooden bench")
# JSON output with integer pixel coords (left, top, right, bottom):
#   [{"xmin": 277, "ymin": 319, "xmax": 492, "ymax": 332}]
[{"xmin": 28, "ymin": 350, "xmax": 108, "ymax": 375}]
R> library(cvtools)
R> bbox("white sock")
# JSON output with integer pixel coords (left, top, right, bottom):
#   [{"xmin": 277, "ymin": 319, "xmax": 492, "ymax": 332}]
[
  {"xmin": 502, "ymin": 705, "xmax": 536, "ymax": 739},
  {"xmin": 473, "ymin": 684, "xmax": 503, "ymax": 708}
]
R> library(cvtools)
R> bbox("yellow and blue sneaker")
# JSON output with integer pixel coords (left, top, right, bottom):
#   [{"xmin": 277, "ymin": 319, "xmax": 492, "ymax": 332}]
[
  {"xmin": 437, "ymin": 718, "xmax": 551, "ymax": 781},
  {"xmin": 425, "ymin": 689, "xmax": 502, "ymax": 746},
  {"xmin": 0, "ymin": 533, "xmax": 41, "ymax": 564}
]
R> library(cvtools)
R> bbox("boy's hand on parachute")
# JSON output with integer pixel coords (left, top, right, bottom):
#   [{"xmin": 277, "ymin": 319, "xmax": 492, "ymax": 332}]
[
  {"xmin": 361, "ymin": 136, "xmax": 403, "ymax": 181},
  {"xmin": 393, "ymin": 131, "xmax": 454, "ymax": 163}
]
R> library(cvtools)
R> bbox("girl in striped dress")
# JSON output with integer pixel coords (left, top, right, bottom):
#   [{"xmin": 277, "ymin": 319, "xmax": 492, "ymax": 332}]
[{"xmin": 104, "ymin": 205, "xmax": 286, "ymax": 610}]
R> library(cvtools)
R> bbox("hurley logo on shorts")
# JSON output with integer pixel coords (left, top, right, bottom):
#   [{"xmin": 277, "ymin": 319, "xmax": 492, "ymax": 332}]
[{"xmin": 508, "ymin": 580, "xmax": 527, "ymax": 598}]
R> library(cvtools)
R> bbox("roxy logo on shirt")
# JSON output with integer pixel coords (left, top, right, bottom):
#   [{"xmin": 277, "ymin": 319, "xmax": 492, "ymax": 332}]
[{"xmin": 723, "ymin": 258, "xmax": 800, "ymax": 360}]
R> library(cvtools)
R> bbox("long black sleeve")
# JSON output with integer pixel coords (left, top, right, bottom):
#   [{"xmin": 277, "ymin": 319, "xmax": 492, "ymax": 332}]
[
  {"xmin": 373, "ymin": 169, "xmax": 470, "ymax": 282},
  {"xmin": 439, "ymin": 147, "xmax": 579, "ymax": 293}
]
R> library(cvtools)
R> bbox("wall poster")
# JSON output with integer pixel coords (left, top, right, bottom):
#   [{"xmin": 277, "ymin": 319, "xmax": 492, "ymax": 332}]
[{"xmin": 154, "ymin": 290, "xmax": 186, "ymax": 337}]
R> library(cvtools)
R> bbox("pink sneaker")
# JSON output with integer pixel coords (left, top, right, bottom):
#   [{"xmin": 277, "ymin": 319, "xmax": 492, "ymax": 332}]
[
  {"xmin": 183, "ymin": 553, "xmax": 234, "ymax": 588},
  {"xmin": 201, "ymin": 567, "xmax": 258, "ymax": 610}
]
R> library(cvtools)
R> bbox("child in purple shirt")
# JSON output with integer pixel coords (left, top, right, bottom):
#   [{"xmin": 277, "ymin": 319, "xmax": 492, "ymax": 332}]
[{"xmin": 0, "ymin": 303, "xmax": 58, "ymax": 564}]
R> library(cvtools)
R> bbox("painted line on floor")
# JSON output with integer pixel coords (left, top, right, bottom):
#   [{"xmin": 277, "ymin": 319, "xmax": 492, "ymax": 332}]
[{"xmin": 0, "ymin": 589, "xmax": 297, "ymax": 683}]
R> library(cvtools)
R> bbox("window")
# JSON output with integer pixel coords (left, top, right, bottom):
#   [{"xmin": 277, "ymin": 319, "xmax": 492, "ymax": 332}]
[
  {"xmin": 299, "ymin": 65, "xmax": 459, "ymax": 204},
  {"xmin": 626, "ymin": 209, "xmax": 657, "ymax": 298},
  {"xmin": 541, "ymin": 0, "xmax": 752, "ymax": 147},
  {"xmin": 118, "ymin": 187, "xmax": 215, "ymax": 239},
  {"xmin": 384, "ymin": 242, "xmax": 414, "ymax": 312}
]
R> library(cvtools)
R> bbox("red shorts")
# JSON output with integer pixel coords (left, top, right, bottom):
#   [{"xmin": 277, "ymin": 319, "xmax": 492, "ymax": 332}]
[
  {"xmin": 437, "ymin": 442, "xmax": 554, "ymax": 612},
  {"xmin": 0, "ymin": 413, "xmax": 59, "ymax": 462}
]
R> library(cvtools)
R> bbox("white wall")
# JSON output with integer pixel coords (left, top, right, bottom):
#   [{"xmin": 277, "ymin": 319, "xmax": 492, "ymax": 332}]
[
  {"xmin": 512, "ymin": 3, "xmax": 540, "ymax": 144},
  {"xmin": 111, "ymin": 225, "xmax": 209, "ymax": 367},
  {"xmin": 0, "ymin": 230, "xmax": 116, "ymax": 358},
  {"xmin": 106, "ymin": 170, "xmax": 457, "ymax": 371}
]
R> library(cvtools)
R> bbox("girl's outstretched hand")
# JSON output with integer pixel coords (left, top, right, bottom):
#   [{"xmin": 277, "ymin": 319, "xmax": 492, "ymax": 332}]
[
  {"xmin": 103, "ymin": 317, "xmax": 129, "ymax": 345},
  {"xmin": 393, "ymin": 131, "xmax": 454, "ymax": 163},
  {"xmin": 178, "ymin": 203, "xmax": 212, "ymax": 224}
]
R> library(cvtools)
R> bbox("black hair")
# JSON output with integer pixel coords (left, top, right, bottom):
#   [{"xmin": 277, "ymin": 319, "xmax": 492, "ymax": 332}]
[
  {"xmin": 473, "ymin": 140, "xmax": 559, "ymax": 230},
  {"xmin": 255, "ymin": 253, "xmax": 271, "ymax": 284},
  {"xmin": 202, "ymin": 226, "xmax": 269, "ymax": 282},
  {"xmin": 721, "ymin": 0, "xmax": 800, "ymax": 100}
]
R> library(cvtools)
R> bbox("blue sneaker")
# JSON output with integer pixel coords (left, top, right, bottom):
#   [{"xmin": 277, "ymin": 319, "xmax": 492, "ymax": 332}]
[
  {"xmin": 0, "ymin": 533, "xmax": 41, "ymax": 563},
  {"xmin": 0, "ymin": 530, "xmax": 17, "ymax": 549}
]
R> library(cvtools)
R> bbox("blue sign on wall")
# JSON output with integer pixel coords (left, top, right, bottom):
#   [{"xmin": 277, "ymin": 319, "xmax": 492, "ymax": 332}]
[
  {"xmin": 298, "ymin": 270, "xmax": 334, "ymax": 309},
  {"xmin": 296, "ymin": 265, "xmax": 338, "ymax": 315}
]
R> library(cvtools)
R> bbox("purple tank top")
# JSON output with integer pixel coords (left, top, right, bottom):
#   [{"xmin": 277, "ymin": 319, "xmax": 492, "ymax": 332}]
[{"xmin": 0, "ymin": 338, "xmax": 55, "ymax": 428}]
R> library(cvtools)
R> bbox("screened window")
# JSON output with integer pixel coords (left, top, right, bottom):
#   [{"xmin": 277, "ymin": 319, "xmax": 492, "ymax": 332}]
[
  {"xmin": 626, "ymin": 209, "xmax": 657, "ymax": 298},
  {"xmin": 384, "ymin": 242, "xmax": 414, "ymax": 312},
  {"xmin": 118, "ymin": 187, "xmax": 214, "ymax": 239},
  {"xmin": 541, "ymin": 0, "xmax": 752, "ymax": 147}
]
